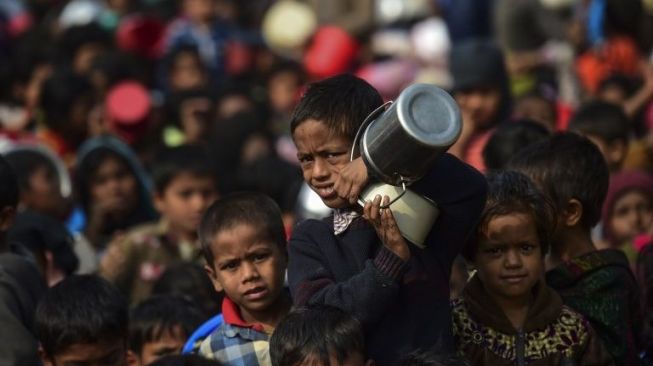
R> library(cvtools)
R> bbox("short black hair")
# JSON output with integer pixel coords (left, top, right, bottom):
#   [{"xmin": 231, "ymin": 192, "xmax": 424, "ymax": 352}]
[
  {"xmin": 270, "ymin": 305, "xmax": 366, "ymax": 366},
  {"xmin": 4, "ymin": 150, "xmax": 57, "ymax": 194},
  {"xmin": 290, "ymin": 74, "xmax": 383, "ymax": 141},
  {"xmin": 508, "ymin": 132, "xmax": 609, "ymax": 229},
  {"xmin": 199, "ymin": 192, "xmax": 286, "ymax": 267},
  {"xmin": 129, "ymin": 295, "xmax": 205, "ymax": 354},
  {"xmin": 400, "ymin": 349, "xmax": 471, "ymax": 366},
  {"xmin": 462, "ymin": 170, "xmax": 555, "ymax": 262},
  {"xmin": 568, "ymin": 100, "xmax": 630, "ymax": 145},
  {"xmin": 482, "ymin": 119, "xmax": 551, "ymax": 171},
  {"xmin": 151, "ymin": 145, "xmax": 215, "ymax": 194},
  {"xmin": 152, "ymin": 263, "xmax": 223, "ymax": 319},
  {"xmin": 0, "ymin": 154, "xmax": 19, "ymax": 210},
  {"xmin": 150, "ymin": 354, "xmax": 224, "ymax": 366},
  {"xmin": 34, "ymin": 275, "xmax": 128, "ymax": 357}
]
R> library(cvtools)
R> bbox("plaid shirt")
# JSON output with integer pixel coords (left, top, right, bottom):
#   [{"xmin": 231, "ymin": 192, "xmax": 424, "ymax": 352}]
[{"xmin": 198, "ymin": 297, "xmax": 271, "ymax": 366}]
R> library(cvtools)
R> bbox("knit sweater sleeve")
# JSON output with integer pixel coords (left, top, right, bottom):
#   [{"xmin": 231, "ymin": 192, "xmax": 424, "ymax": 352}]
[
  {"xmin": 411, "ymin": 153, "xmax": 487, "ymax": 264},
  {"xmin": 287, "ymin": 219, "xmax": 408, "ymax": 326}
]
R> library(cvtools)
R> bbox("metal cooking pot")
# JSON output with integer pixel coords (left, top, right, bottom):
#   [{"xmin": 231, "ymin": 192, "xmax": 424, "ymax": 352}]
[{"xmin": 356, "ymin": 83, "xmax": 461, "ymax": 186}]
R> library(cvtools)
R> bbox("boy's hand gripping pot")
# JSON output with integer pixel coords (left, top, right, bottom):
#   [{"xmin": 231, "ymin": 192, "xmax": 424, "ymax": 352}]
[{"xmin": 353, "ymin": 84, "xmax": 462, "ymax": 247}]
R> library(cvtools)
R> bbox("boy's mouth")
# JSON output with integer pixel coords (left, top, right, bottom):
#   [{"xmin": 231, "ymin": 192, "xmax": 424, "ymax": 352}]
[
  {"xmin": 243, "ymin": 286, "xmax": 269, "ymax": 301},
  {"xmin": 314, "ymin": 185, "xmax": 336, "ymax": 199},
  {"xmin": 500, "ymin": 274, "xmax": 528, "ymax": 284}
]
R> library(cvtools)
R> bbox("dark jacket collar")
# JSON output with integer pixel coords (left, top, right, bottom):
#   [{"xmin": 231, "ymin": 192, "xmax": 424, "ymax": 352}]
[
  {"xmin": 546, "ymin": 248, "xmax": 631, "ymax": 288},
  {"xmin": 462, "ymin": 274, "xmax": 563, "ymax": 334}
]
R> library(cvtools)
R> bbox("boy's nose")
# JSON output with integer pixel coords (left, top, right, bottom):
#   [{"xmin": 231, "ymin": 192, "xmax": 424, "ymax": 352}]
[
  {"xmin": 504, "ymin": 250, "xmax": 522, "ymax": 268},
  {"xmin": 311, "ymin": 158, "xmax": 329, "ymax": 179},
  {"xmin": 241, "ymin": 262, "xmax": 260, "ymax": 282}
]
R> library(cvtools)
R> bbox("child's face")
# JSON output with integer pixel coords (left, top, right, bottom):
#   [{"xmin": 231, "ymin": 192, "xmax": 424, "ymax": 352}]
[
  {"xmin": 135, "ymin": 326, "xmax": 186, "ymax": 366},
  {"xmin": 582, "ymin": 133, "xmax": 626, "ymax": 172},
  {"xmin": 293, "ymin": 119, "xmax": 353, "ymax": 209},
  {"xmin": 90, "ymin": 157, "xmax": 138, "ymax": 216},
  {"xmin": 183, "ymin": 0, "xmax": 216, "ymax": 23},
  {"xmin": 42, "ymin": 339, "xmax": 127, "ymax": 366},
  {"xmin": 169, "ymin": 52, "xmax": 206, "ymax": 92},
  {"xmin": 154, "ymin": 173, "xmax": 217, "ymax": 238},
  {"xmin": 268, "ymin": 71, "xmax": 301, "ymax": 114},
  {"xmin": 454, "ymin": 86, "xmax": 502, "ymax": 128},
  {"xmin": 610, "ymin": 189, "xmax": 653, "ymax": 244},
  {"xmin": 205, "ymin": 223, "xmax": 287, "ymax": 322},
  {"xmin": 513, "ymin": 96, "xmax": 556, "ymax": 131},
  {"xmin": 474, "ymin": 213, "xmax": 543, "ymax": 303}
]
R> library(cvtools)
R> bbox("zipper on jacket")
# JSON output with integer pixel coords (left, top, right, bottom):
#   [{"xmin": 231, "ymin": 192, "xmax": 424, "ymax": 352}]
[{"xmin": 516, "ymin": 329, "xmax": 525, "ymax": 366}]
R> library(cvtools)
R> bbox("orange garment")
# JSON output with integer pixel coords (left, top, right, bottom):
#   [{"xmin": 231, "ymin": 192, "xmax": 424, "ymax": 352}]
[{"xmin": 575, "ymin": 36, "xmax": 640, "ymax": 95}]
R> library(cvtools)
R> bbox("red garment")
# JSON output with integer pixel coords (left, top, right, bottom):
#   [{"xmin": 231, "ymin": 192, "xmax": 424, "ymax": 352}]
[
  {"xmin": 221, "ymin": 296, "xmax": 265, "ymax": 332},
  {"xmin": 575, "ymin": 36, "xmax": 640, "ymax": 95}
]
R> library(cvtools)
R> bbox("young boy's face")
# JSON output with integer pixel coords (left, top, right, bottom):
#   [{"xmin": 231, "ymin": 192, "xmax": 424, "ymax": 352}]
[
  {"xmin": 610, "ymin": 189, "xmax": 653, "ymax": 244},
  {"xmin": 130, "ymin": 326, "xmax": 186, "ymax": 366},
  {"xmin": 155, "ymin": 172, "xmax": 217, "ymax": 238},
  {"xmin": 205, "ymin": 223, "xmax": 287, "ymax": 322},
  {"xmin": 42, "ymin": 339, "xmax": 127, "ymax": 366},
  {"xmin": 293, "ymin": 119, "xmax": 353, "ymax": 209},
  {"xmin": 474, "ymin": 212, "xmax": 542, "ymax": 303}
]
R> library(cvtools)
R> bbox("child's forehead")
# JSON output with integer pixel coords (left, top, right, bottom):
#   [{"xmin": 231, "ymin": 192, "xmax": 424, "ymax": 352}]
[
  {"xmin": 211, "ymin": 223, "xmax": 275, "ymax": 248},
  {"xmin": 292, "ymin": 119, "xmax": 353, "ymax": 141}
]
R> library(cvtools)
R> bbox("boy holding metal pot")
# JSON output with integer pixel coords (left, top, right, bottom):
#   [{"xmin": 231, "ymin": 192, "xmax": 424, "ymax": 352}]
[{"xmin": 287, "ymin": 74, "xmax": 487, "ymax": 365}]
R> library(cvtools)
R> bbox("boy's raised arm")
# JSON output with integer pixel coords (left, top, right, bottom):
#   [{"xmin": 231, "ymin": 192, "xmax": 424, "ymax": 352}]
[
  {"xmin": 410, "ymin": 153, "xmax": 487, "ymax": 264},
  {"xmin": 288, "ymin": 220, "xmax": 407, "ymax": 326}
]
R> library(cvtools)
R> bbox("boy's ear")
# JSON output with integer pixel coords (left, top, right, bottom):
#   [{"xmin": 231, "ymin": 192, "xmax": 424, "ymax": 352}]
[
  {"xmin": 38, "ymin": 345, "xmax": 54, "ymax": 366},
  {"xmin": 152, "ymin": 191, "xmax": 165, "ymax": 215},
  {"xmin": 204, "ymin": 264, "xmax": 223, "ymax": 292},
  {"xmin": 126, "ymin": 349, "xmax": 141, "ymax": 366},
  {"xmin": 562, "ymin": 199, "xmax": 583, "ymax": 227},
  {"xmin": 0, "ymin": 206, "xmax": 15, "ymax": 231}
]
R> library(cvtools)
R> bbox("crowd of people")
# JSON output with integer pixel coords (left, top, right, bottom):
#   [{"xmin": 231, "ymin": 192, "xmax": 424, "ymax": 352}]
[{"xmin": 1, "ymin": 0, "xmax": 653, "ymax": 365}]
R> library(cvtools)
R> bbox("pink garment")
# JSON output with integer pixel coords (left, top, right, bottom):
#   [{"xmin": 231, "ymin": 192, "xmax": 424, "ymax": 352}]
[{"xmin": 464, "ymin": 129, "xmax": 494, "ymax": 172}]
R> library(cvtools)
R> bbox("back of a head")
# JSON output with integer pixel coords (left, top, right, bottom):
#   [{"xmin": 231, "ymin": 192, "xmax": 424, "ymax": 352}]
[
  {"xmin": 568, "ymin": 100, "xmax": 630, "ymax": 144},
  {"xmin": 508, "ymin": 132, "xmax": 609, "ymax": 230},
  {"xmin": 400, "ymin": 349, "xmax": 471, "ymax": 366},
  {"xmin": 8, "ymin": 211, "xmax": 79, "ymax": 276},
  {"xmin": 129, "ymin": 295, "xmax": 206, "ymax": 354},
  {"xmin": 462, "ymin": 170, "xmax": 555, "ymax": 261},
  {"xmin": 199, "ymin": 192, "xmax": 285, "ymax": 266},
  {"xmin": 270, "ymin": 305, "xmax": 365, "ymax": 366},
  {"xmin": 0, "ymin": 154, "xmax": 19, "ymax": 213},
  {"xmin": 151, "ymin": 144, "xmax": 215, "ymax": 194},
  {"xmin": 35, "ymin": 275, "xmax": 128, "ymax": 357},
  {"xmin": 152, "ymin": 263, "xmax": 223, "ymax": 319},
  {"xmin": 150, "ymin": 354, "xmax": 223, "ymax": 366},
  {"xmin": 482, "ymin": 119, "xmax": 551, "ymax": 171},
  {"xmin": 290, "ymin": 74, "xmax": 383, "ymax": 141}
]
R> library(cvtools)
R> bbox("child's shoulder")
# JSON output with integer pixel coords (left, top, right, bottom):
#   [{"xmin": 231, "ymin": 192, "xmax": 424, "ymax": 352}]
[{"xmin": 198, "ymin": 322, "xmax": 270, "ymax": 365}]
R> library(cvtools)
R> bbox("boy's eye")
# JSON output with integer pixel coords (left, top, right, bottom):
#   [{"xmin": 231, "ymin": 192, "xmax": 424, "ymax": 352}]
[
  {"xmin": 221, "ymin": 261, "xmax": 239, "ymax": 271},
  {"xmin": 253, "ymin": 252, "xmax": 270, "ymax": 262},
  {"xmin": 484, "ymin": 247, "xmax": 502, "ymax": 257},
  {"xmin": 297, "ymin": 155, "xmax": 313, "ymax": 164},
  {"xmin": 520, "ymin": 244, "xmax": 536, "ymax": 253}
]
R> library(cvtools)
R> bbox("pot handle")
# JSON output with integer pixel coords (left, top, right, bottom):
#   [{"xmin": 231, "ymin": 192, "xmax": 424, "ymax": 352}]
[{"xmin": 350, "ymin": 100, "xmax": 407, "ymax": 208}]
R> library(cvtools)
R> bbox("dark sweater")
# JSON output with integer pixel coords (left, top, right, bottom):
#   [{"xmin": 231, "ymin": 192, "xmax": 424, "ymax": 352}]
[
  {"xmin": 287, "ymin": 154, "xmax": 487, "ymax": 365},
  {"xmin": 546, "ymin": 249, "xmax": 642, "ymax": 366}
]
